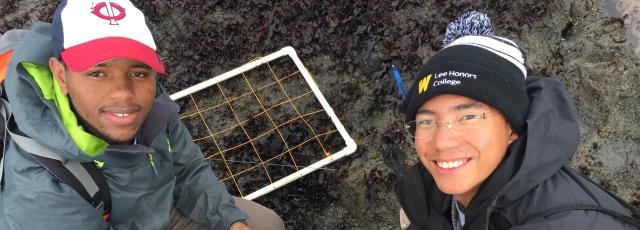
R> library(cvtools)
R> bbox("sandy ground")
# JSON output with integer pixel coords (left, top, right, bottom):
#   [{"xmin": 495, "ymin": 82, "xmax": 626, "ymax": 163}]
[{"xmin": 1, "ymin": 0, "xmax": 638, "ymax": 229}]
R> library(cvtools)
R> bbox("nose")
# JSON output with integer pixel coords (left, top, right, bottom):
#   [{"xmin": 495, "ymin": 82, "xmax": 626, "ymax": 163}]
[
  {"xmin": 108, "ymin": 73, "xmax": 135, "ymax": 101},
  {"xmin": 431, "ymin": 121, "xmax": 461, "ymax": 150}
]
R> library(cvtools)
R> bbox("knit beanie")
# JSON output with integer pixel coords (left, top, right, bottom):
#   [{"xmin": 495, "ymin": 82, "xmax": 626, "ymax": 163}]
[{"xmin": 403, "ymin": 11, "xmax": 529, "ymax": 134}]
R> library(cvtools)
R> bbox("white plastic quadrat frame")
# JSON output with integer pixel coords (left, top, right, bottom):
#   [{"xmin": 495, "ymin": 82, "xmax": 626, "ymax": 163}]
[{"xmin": 170, "ymin": 46, "xmax": 357, "ymax": 200}]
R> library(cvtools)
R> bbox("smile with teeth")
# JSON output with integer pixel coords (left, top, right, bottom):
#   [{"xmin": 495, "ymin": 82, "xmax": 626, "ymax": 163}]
[
  {"xmin": 436, "ymin": 159, "xmax": 469, "ymax": 169},
  {"xmin": 113, "ymin": 112, "xmax": 131, "ymax": 117}
]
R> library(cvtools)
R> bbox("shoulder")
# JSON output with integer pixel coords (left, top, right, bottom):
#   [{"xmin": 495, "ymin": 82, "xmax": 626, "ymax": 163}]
[
  {"xmin": 395, "ymin": 164, "xmax": 429, "ymax": 197},
  {"xmin": 395, "ymin": 165, "xmax": 452, "ymax": 228},
  {"xmin": 2, "ymin": 147, "xmax": 85, "ymax": 205},
  {"xmin": 2, "ymin": 142, "xmax": 51, "ymax": 189},
  {"xmin": 509, "ymin": 210, "xmax": 638, "ymax": 229},
  {"xmin": 501, "ymin": 166, "xmax": 637, "ymax": 227},
  {"xmin": 1, "ymin": 183, "xmax": 107, "ymax": 229}
]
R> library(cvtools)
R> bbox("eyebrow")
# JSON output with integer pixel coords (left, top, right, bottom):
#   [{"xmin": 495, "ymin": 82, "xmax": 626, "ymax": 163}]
[
  {"xmin": 416, "ymin": 102, "xmax": 485, "ymax": 115},
  {"xmin": 93, "ymin": 62, "xmax": 152, "ymax": 69},
  {"xmin": 131, "ymin": 63, "xmax": 152, "ymax": 69},
  {"xmin": 416, "ymin": 109, "xmax": 435, "ymax": 115},
  {"xmin": 453, "ymin": 102, "xmax": 484, "ymax": 111}
]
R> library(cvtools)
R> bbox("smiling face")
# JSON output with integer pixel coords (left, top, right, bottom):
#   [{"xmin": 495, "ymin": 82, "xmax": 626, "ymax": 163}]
[
  {"xmin": 414, "ymin": 94, "xmax": 518, "ymax": 207},
  {"xmin": 50, "ymin": 58, "xmax": 157, "ymax": 145}
]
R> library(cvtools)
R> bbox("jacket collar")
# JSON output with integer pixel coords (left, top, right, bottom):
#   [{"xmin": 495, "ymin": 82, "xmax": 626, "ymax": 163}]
[{"xmin": 136, "ymin": 89, "xmax": 179, "ymax": 146}]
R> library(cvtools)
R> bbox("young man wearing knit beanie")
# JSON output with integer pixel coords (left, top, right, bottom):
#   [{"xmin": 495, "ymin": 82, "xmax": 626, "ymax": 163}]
[
  {"xmin": 0, "ymin": 0, "xmax": 284, "ymax": 229},
  {"xmin": 394, "ymin": 12, "xmax": 640, "ymax": 230}
]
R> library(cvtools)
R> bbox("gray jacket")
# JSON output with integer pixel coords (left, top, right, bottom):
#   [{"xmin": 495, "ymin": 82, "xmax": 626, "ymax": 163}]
[
  {"xmin": 0, "ymin": 29, "xmax": 27, "ymax": 54},
  {"xmin": 0, "ymin": 22, "xmax": 248, "ymax": 230}
]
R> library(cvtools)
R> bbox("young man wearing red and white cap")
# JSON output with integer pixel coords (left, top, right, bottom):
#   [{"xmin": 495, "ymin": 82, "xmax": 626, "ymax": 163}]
[{"xmin": 0, "ymin": 0, "xmax": 283, "ymax": 229}]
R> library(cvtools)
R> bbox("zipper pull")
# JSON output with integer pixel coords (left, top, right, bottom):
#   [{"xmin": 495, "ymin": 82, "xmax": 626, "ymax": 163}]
[
  {"xmin": 94, "ymin": 160, "xmax": 105, "ymax": 169},
  {"xmin": 147, "ymin": 153, "xmax": 158, "ymax": 176},
  {"xmin": 166, "ymin": 138, "xmax": 173, "ymax": 153}
]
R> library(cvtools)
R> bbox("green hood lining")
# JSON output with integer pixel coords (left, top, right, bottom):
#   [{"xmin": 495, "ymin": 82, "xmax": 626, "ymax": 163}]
[{"xmin": 21, "ymin": 62, "xmax": 108, "ymax": 157}]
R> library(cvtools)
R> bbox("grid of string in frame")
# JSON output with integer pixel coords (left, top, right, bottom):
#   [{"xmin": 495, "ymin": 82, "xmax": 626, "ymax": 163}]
[{"xmin": 171, "ymin": 47, "xmax": 357, "ymax": 200}]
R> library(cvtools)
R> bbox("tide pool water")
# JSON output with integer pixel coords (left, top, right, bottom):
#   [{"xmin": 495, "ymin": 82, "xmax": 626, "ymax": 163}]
[{"xmin": 603, "ymin": 0, "xmax": 640, "ymax": 56}]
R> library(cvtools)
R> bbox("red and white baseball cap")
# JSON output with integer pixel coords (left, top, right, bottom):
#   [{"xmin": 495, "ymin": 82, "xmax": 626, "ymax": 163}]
[{"xmin": 52, "ymin": 0, "xmax": 165, "ymax": 74}]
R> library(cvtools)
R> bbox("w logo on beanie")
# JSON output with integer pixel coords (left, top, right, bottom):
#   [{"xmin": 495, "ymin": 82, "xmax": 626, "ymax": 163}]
[{"xmin": 418, "ymin": 74, "xmax": 432, "ymax": 94}]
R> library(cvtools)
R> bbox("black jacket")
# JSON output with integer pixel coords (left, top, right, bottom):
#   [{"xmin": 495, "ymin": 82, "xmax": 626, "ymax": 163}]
[{"xmin": 395, "ymin": 76, "xmax": 640, "ymax": 229}]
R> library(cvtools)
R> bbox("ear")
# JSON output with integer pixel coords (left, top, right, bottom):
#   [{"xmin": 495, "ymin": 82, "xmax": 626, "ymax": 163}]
[
  {"xmin": 508, "ymin": 130, "xmax": 519, "ymax": 144},
  {"xmin": 49, "ymin": 57, "xmax": 69, "ymax": 95}
]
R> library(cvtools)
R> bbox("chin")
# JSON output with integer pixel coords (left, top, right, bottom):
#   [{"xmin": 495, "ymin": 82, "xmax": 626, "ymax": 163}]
[
  {"xmin": 436, "ymin": 183, "xmax": 471, "ymax": 196},
  {"xmin": 106, "ymin": 138, "xmax": 135, "ymax": 145},
  {"xmin": 102, "ymin": 133, "xmax": 136, "ymax": 145},
  {"xmin": 99, "ymin": 127, "xmax": 139, "ymax": 144},
  {"xmin": 431, "ymin": 174, "xmax": 474, "ymax": 195}
]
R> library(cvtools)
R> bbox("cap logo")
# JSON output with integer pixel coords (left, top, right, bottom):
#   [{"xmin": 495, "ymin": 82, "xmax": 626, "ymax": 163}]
[
  {"xmin": 418, "ymin": 74, "xmax": 432, "ymax": 94},
  {"xmin": 91, "ymin": 2, "xmax": 126, "ymax": 25}
]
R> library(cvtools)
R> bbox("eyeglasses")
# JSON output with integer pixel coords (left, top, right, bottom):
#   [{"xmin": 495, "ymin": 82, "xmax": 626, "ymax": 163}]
[{"xmin": 404, "ymin": 112, "xmax": 494, "ymax": 139}]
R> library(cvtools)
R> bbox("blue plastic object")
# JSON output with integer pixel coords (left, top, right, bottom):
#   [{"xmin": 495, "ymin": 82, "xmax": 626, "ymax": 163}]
[{"xmin": 391, "ymin": 65, "xmax": 407, "ymax": 98}]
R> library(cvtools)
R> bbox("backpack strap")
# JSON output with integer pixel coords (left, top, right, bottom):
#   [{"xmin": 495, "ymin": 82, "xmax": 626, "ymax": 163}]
[
  {"xmin": 0, "ymin": 98, "xmax": 111, "ymax": 221},
  {"xmin": 0, "ymin": 98, "xmax": 10, "ymax": 186},
  {"xmin": 29, "ymin": 154, "xmax": 111, "ymax": 220}
]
